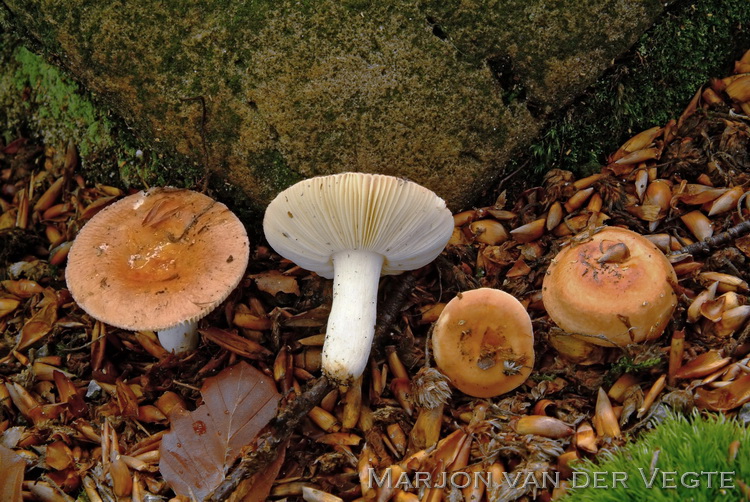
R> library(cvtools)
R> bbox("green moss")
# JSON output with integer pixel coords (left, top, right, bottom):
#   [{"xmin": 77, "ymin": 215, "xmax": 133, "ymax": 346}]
[
  {"xmin": 605, "ymin": 354, "xmax": 664, "ymax": 387},
  {"xmin": 0, "ymin": 34, "xmax": 208, "ymax": 191},
  {"xmin": 562, "ymin": 411, "xmax": 750, "ymax": 502},
  {"xmin": 0, "ymin": 0, "xmax": 709, "ymax": 212},
  {"xmin": 522, "ymin": 0, "xmax": 750, "ymax": 179},
  {"xmin": 208, "ymin": 102, "xmax": 242, "ymax": 145},
  {"xmin": 342, "ymin": 0, "xmax": 373, "ymax": 11},
  {"xmin": 418, "ymin": 0, "xmax": 662, "ymax": 107},
  {"xmin": 252, "ymin": 149, "xmax": 303, "ymax": 193},
  {"xmin": 9, "ymin": 46, "xmax": 114, "ymax": 158},
  {"xmin": 116, "ymin": 147, "xmax": 203, "ymax": 190}
]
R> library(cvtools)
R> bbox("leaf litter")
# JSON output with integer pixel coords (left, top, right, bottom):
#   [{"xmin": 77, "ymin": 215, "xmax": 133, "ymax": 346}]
[
  {"xmin": 1, "ymin": 50, "xmax": 750, "ymax": 502},
  {"xmin": 159, "ymin": 361, "xmax": 280, "ymax": 500},
  {"xmin": 0, "ymin": 444, "xmax": 25, "ymax": 502}
]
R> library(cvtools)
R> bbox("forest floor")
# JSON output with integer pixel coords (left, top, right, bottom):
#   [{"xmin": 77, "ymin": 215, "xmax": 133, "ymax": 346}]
[{"xmin": 2, "ymin": 48, "xmax": 750, "ymax": 502}]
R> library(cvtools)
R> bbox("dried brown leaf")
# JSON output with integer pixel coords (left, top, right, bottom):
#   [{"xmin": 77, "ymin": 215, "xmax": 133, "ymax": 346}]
[
  {"xmin": 80, "ymin": 195, "xmax": 117, "ymax": 220},
  {"xmin": 46, "ymin": 441, "xmax": 73, "ymax": 470},
  {"xmin": 2, "ymin": 137, "xmax": 26, "ymax": 154},
  {"xmin": 199, "ymin": 327, "xmax": 272, "ymax": 359},
  {"xmin": 233, "ymin": 304, "xmax": 272, "ymax": 330},
  {"xmin": 229, "ymin": 444, "xmax": 286, "ymax": 502},
  {"xmin": 735, "ymin": 235, "xmax": 750, "ymax": 258},
  {"xmin": 115, "ymin": 380, "xmax": 140, "ymax": 418},
  {"xmin": 676, "ymin": 185, "xmax": 727, "ymax": 205},
  {"xmin": 674, "ymin": 350, "xmax": 730, "ymax": 380},
  {"xmin": 282, "ymin": 306, "xmax": 330, "ymax": 328},
  {"xmin": 159, "ymin": 361, "xmax": 281, "ymax": 501},
  {"xmin": 695, "ymin": 374, "xmax": 750, "ymax": 411},
  {"xmin": 16, "ymin": 290, "xmax": 58, "ymax": 351},
  {"xmin": 0, "ymin": 298, "xmax": 20, "ymax": 318},
  {"xmin": 53, "ymin": 370, "xmax": 86, "ymax": 418},
  {"xmin": 1, "ymin": 280, "xmax": 43, "ymax": 298},
  {"xmin": 252, "ymin": 270, "xmax": 301, "ymax": 296},
  {"xmin": 0, "ymin": 444, "xmax": 24, "ymax": 502},
  {"xmin": 17, "ymin": 321, "xmax": 52, "ymax": 351}
]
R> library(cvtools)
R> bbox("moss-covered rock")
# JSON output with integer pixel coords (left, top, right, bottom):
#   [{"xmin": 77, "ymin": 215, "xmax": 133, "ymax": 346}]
[
  {"xmin": 0, "ymin": 33, "xmax": 205, "ymax": 190},
  {"xmin": 519, "ymin": 0, "xmax": 750, "ymax": 181},
  {"xmin": 0, "ymin": 0, "xmax": 665, "ymax": 210},
  {"xmin": 0, "ymin": 35, "xmax": 116, "ymax": 166}
]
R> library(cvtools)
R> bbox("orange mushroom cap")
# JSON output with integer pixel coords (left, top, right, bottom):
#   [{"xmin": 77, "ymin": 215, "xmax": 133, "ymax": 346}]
[
  {"xmin": 432, "ymin": 288, "xmax": 534, "ymax": 398},
  {"xmin": 542, "ymin": 226, "xmax": 677, "ymax": 347},
  {"xmin": 65, "ymin": 188, "xmax": 249, "ymax": 331}
]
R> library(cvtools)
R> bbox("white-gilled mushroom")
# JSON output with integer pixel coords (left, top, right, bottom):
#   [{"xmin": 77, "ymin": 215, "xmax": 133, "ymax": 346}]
[
  {"xmin": 66, "ymin": 187, "xmax": 249, "ymax": 353},
  {"xmin": 263, "ymin": 173, "xmax": 453, "ymax": 384}
]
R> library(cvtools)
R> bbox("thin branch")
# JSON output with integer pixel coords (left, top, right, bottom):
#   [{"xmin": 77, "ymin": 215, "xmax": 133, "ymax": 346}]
[
  {"xmin": 179, "ymin": 95, "xmax": 211, "ymax": 193},
  {"xmin": 373, "ymin": 272, "xmax": 418, "ymax": 349},
  {"xmin": 495, "ymin": 159, "xmax": 529, "ymax": 195},
  {"xmin": 669, "ymin": 220, "xmax": 750, "ymax": 257}
]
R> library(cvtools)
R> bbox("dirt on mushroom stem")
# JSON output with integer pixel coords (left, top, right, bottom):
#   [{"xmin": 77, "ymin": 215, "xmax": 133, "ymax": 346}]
[{"xmin": 4, "ymin": 51, "xmax": 750, "ymax": 502}]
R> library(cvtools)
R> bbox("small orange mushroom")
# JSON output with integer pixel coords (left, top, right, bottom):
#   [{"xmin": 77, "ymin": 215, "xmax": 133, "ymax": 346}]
[
  {"xmin": 66, "ymin": 187, "xmax": 249, "ymax": 353},
  {"xmin": 542, "ymin": 226, "xmax": 677, "ymax": 347},
  {"xmin": 432, "ymin": 288, "xmax": 534, "ymax": 398}
]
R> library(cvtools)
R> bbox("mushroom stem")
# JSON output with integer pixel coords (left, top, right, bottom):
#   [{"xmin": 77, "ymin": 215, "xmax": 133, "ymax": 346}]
[
  {"xmin": 322, "ymin": 250, "xmax": 385, "ymax": 384},
  {"xmin": 157, "ymin": 320, "xmax": 199, "ymax": 353}
]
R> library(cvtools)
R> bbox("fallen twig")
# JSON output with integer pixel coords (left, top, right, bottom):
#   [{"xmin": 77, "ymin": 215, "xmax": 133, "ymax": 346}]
[
  {"xmin": 669, "ymin": 220, "xmax": 750, "ymax": 257},
  {"xmin": 373, "ymin": 272, "xmax": 418, "ymax": 349}
]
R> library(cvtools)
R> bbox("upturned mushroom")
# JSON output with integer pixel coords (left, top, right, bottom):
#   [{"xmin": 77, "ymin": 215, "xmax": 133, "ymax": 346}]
[
  {"xmin": 263, "ymin": 172, "xmax": 453, "ymax": 384},
  {"xmin": 542, "ymin": 226, "xmax": 677, "ymax": 347},
  {"xmin": 431, "ymin": 288, "xmax": 534, "ymax": 398},
  {"xmin": 66, "ymin": 187, "xmax": 249, "ymax": 353}
]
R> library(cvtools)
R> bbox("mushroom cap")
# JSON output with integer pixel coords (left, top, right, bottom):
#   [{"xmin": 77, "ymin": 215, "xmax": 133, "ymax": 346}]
[
  {"xmin": 65, "ymin": 187, "xmax": 249, "ymax": 331},
  {"xmin": 542, "ymin": 226, "xmax": 678, "ymax": 347},
  {"xmin": 263, "ymin": 172, "xmax": 453, "ymax": 279},
  {"xmin": 432, "ymin": 288, "xmax": 534, "ymax": 398}
]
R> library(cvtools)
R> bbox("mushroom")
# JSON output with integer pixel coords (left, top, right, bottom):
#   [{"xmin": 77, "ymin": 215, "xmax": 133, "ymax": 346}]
[
  {"xmin": 66, "ymin": 187, "xmax": 249, "ymax": 353},
  {"xmin": 431, "ymin": 288, "xmax": 534, "ymax": 398},
  {"xmin": 263, "ymin": 172, "xmax": 453, "ymax": 384},
  {"xmin": 542, "ymin": 226, "xmax": 677, "ymax": 347}
]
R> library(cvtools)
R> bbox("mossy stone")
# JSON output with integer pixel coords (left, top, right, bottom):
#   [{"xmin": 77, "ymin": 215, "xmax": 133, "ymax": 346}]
[{"xmin": 0, "ymin": 0, "xmax": 664, "ymax": 210}]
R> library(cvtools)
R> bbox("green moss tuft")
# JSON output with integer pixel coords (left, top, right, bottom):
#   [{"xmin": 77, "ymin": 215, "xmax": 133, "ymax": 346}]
[
  {"xmin": 8, "ymin": 45, "xmax": 114, "ymax": 158},
  {"xmin": 0, "ymin": 33, "xmax": 209, "ymax": 191},
  {"xmin": 605, "ymin": 354, "xmax": 664, "ymax": 387},
  {"xmin": 562, "ymin": 411, "xmax": 750, "ymax": 502}
]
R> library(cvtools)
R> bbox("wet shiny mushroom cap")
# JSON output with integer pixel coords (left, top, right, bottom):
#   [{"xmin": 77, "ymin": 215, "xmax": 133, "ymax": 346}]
[
  {"xmin": 432, "ymin": 288, "xmax": 534, "ymax": 398},
  {"xmin": 542, "ymin": 226, "xmax": 678, "ymax": 347},
  {"xmin": 65, "ymin": 187, "xmax": 249, "ymax": 331}
]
